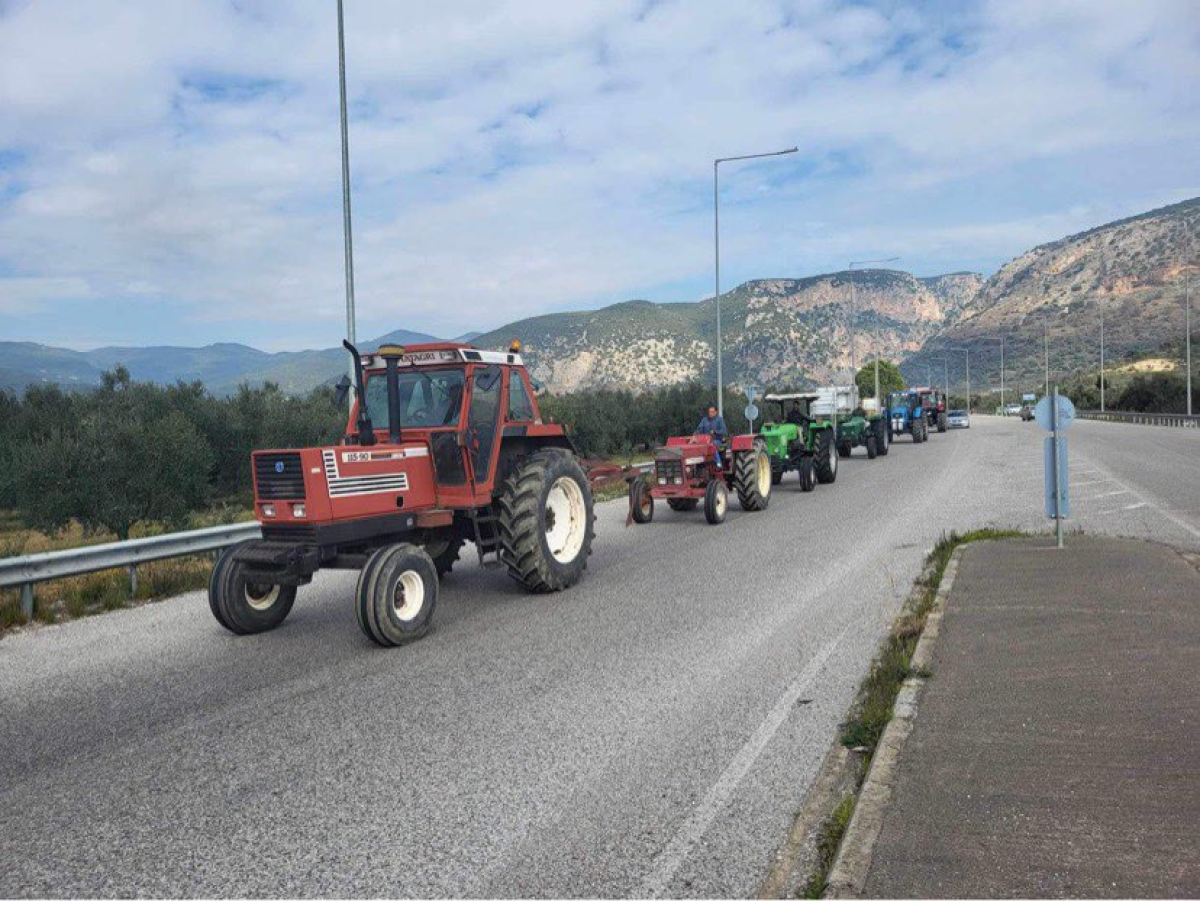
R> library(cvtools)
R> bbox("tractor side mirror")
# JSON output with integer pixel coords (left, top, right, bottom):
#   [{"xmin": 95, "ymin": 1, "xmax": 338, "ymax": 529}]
[{"xmin": 334, "ymin": 374, "xmax": 352, "ymax": 407}]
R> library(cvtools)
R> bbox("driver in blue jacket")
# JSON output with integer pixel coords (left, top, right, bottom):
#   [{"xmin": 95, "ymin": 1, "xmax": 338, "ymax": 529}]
[{"xmin": 695, "ymin": 404, "xmax": 729, "ymax": 466}]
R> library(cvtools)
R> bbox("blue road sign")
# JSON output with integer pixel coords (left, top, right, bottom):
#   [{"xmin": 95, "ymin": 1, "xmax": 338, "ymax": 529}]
[
  {"xmin": 1044, "ymin": 436, "xmax": 1070, "ymax": 519},
  {"xmin": 1034, "ymin": 394, "xmax": 1076, "ymax": 431}
]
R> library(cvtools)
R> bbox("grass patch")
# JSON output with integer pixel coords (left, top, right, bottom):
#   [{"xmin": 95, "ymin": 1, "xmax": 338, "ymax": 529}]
[
  {"xmin": 800, "ymin": 527, "xmax": 1026, "ymax": 896},
  {"xmin": 802, "ymin": 792, "xmax": 856, "ymax": 899}
]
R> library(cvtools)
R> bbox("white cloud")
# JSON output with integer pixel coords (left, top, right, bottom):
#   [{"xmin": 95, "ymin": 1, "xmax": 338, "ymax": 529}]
[{"xmin": 0, "ymin": 0, "xmax": 1196, "ymax": 348}]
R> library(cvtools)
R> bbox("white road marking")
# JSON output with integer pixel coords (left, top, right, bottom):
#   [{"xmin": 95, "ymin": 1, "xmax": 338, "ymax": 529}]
[
  {"xmin": 1083, "ymin": 458, "xmax": 1200, "ymax": 540},
  {"xmin": 1093, "ymin": 489, "xmax": 1131, "ymax": 498},
  {"xmin": 1122, "ymin": 502, "xmax": 1149, "ymax": 511},
  {"xmin": 639, "ymin": 623, "xmax": 851, "ymax": 897}
]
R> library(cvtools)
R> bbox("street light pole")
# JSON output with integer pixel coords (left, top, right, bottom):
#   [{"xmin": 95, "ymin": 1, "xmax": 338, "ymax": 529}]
[
  {"xmin": 1044, "ymin": 324, "xmax": 1050, "ymax": 398},
  {"xmin": 1187, "ymin": 271, "xmax": 1193, "ymax": 417},
  {"xmin": 847, "ymin": 257, "xmax": 899, "ymax": 384},
  {"xmin": 1100, "ymin": 304, "xmax": 1106, "ymax": 412},
  {"xmin": 713, "ymin": 145, "xmax": 797, "ymax": 417},
  {"xmin": 336, "ymin": 0, "xmax": 357, "ymax": 406}
]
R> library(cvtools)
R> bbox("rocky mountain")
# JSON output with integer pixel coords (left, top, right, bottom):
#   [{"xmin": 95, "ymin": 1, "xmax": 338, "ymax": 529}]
[
  {"xmin": 908, "ymin": 197, "xmax": 1199, "ymax": 392},
  {"xmin": 473, "ymin": 270, "xmax": 983, "ymax": 393}
]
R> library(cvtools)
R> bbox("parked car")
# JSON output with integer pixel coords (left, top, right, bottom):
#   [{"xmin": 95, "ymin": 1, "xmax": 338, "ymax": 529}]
[
  {"xmin": 947, "ymin": 409, "xmax": 970, "ymax": 429},
  {"xmin": 1004, "ymin": 403, "xmax": 1022, "ymax": 416}
]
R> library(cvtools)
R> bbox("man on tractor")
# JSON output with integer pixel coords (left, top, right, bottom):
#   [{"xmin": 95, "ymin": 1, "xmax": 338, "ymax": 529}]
[
  {"xmin": 786, "ymin": 400, "xmax": 810, "ymax": 427},
  {"xmin": 695, "ymin": 404, "xmax": 729, "ymax": 466}
]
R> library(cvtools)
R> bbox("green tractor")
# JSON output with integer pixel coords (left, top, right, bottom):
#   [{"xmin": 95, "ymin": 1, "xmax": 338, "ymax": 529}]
[
  {"xmin": 758, "ymin": 392, "xmax": 840, "ymax": 490},
  {"xmin": 813, "ymin": 385, "xmax": 889, "ymax": 460}
]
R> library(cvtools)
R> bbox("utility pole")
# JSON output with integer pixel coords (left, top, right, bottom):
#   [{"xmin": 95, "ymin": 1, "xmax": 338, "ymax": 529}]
[
  {"xmin": 1100, "ymin": 304, "xmax": 1106, "ymax": 412},
  {"xmin": 337, "ymin": 0, "xmax": 357, "ymax": 406},
  {"xmin": 713, "ymin": 146, "xmax": 797, "ymax": 417},
  {"xmin": 1044, "ymin": 324, "xmax": 1049, "ymax": 398},
  {"xmin": 1188, "ymin": 271, "xmax": 1193, "ymax": 417}
]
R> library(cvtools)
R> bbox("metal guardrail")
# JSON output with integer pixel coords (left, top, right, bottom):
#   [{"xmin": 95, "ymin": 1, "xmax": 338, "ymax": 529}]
[
  {"xmin": 1077, "ymin": 410, "xmax": 1200, "ymax": 428},
  {"xmin": 0, "ymin": 522, "xmax": 262, "ymax": 621}
]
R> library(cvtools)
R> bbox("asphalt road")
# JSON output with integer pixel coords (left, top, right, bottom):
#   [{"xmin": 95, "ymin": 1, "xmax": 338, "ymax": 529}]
[{"xmin": 1, "ymin": 416, "xmax": 1196, "ymax": 897}]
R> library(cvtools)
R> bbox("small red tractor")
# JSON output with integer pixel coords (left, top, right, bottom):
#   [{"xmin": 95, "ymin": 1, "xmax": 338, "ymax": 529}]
[
  {"xmin": 209, "ymin": 340, "xmax": 627, "ymax": 648},
  {"xmin": 627, "ymin": 431, "xmax": 772, "ymax": 525}
]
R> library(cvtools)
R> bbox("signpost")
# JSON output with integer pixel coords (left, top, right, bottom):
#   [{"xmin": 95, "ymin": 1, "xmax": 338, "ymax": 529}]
[
  {"xmin": 745, "ymin": 386, "xmax": 760, "ymax": 433},
  {"xmin": 1035, "ymin": 388, "xmax": 1075, "ymax": 548}
]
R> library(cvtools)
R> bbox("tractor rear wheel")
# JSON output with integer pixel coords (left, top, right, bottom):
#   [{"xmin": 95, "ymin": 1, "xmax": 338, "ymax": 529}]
[
  {"xmin": 798, "ymin": 456, "xmax": 815, "ymax": 492},
  {"xmin": 355, "ymin": 543, "xmax": 438, "ymax": 647},
  {"xmin": 734, "ymin": 447, "xmax": 772, "ymax": 511},
  {"xmin": 814, "ymin": 430, "xmax": 838, "ymax": 484},
  {"xmin": 630, "ymin": 478, "xmax": 654, "ymax": 523},
  {"xmin": 873, "ymin": 419, "xmax": 889, "ymax": 456},
  {"xmin": 424, "ymin": 534, "xmax": 464, "ymax": 578},
  {"xmin": 498, "ymin": 449, "xmax": 595, "ymax": 593},
  {"xmin": 704, "ymin": 479, "xmax": 728, "ymax": 524},
  {"xmin": 666, "ymin": 497, "xmax": 699, "ymax": 512},
  {"xmin": 866, "ymin": 434, "xmax": 878, "ymax": 459},
  {"xmin": 209, "ymin": 541, "xmax": 296, "ymax": 635}
]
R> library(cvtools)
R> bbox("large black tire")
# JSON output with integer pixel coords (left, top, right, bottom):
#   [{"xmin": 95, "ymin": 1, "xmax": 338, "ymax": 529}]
[
  {"xmin": 814, "ymin": 430, "xmax": 838, "ymax": 484},
  {"xmin": 734, "ymin": 447, "xmax": 772, "ymax": 511},
  {"xmin": 498, "ymin": 449, "xmax": 595, "ymax": 593},
  {"xmin": 630, "ymin": 478, "xmax": 654, "ymax": 523},
  {"xmin": 771, "ymin": 469, "xmax": 783, "ymax": 486},
  {"xmin": 937, "ymin": 411, "xmax": 948, "ymax": 433},
  {"xmin": 666, "ymin": 497, "xmax": 699, "ymax": 512},
  {"xmin": 355, "ymin": 543, "xmax": 438, "ymax": 647},
  {"xmin": 874, "ymin": 419, "xmax": 889, "ymax": 456},
  {"xmin": 209, "ymin": 541, "xmax": 296, "ymax": 635},
  {"xmin": 837, "ymin": 441, "xmax": 852, "ymax": 458},
  {"xmin": 704, "ymin": 479, "xmax": 728, "ymax": 525},
  {"xmin": 425, "ymin": 534, "xmax": 464, "ymax": 578},
  {"xmin": 913, "ymin": 420, "xmax": 923, "ymax": 443},
  {"xmin": 798, "ymin": 456, "xmax": 815, "ymax": 492},
  {"xmin": 866, "ymin": 434, "xmax": 878, "ymax": 459}
]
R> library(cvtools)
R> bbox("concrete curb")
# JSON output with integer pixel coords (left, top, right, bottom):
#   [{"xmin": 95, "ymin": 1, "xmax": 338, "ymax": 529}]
[{"xmin": 823, "ymin": 544, "xmax": 967, "ymax": 899}]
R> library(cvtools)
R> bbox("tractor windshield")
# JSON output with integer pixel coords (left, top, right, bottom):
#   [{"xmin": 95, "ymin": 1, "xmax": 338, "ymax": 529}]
[{"xmin": 364, "ymin": 368, "xmax": 466, "ymax": 430}]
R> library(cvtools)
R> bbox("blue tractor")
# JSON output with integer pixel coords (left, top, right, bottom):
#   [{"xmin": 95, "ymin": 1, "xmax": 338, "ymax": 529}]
[{"xmin": 887, "ymin": 390, "xmax": 929, "ymax": 443}]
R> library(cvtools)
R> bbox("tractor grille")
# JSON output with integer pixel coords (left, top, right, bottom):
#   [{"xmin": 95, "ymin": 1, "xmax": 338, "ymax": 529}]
[
  {"xmin": 656, "ymin": 459, "xmax": 683, "ymax": 484},
  {"xmin": 254, "ymin": 452, "xmax": 307, "ymax": 500}
]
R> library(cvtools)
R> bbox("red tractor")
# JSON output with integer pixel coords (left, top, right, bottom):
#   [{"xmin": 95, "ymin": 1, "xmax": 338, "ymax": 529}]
[
  {"xmin": 209, "ymin": 340, "xmax": 625, "ymax": 648},
  {"xmin": 627, "ymin": 432, "xmax": 771, "ymax": 525},
  {"xmin": 915, "ymin": 387, "xmax": 948, "ymax": 433}
]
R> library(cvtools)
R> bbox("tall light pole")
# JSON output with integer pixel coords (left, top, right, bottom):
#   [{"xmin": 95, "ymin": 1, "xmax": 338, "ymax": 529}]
[
  {"xmin": 847, "ymin": 257, "xmax": 899, "ymax": 380},
  {"xmin": 1187, "ymin": 271, "xmax": 1193, "ymax": 417},
  {"xmin": 713, "ymin": 146, "xmax": 797, "ymax": 417},
  {"xmin": 1100, "ymin": 304, "xmax": 1106, "ymax": 412},
  {"xmin": 946, "ymin": 347, "xmax": 971, "ymax": 414},
  {"xmin": 1043, "ymin": 324, "xmax": 1050, "ymax": 398},
  {"xmin": 978, "ymin": 336, "xmax": 1006, "ymax": 411},
  {"xmin": 337, "ymin": 0, "xmax": 357, "ymax": 405}
]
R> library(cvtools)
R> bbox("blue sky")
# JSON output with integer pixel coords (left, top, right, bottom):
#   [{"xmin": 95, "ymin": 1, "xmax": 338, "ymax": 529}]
[{"xmin": 0, "ymin": 0, "xmax": 1197, "ymax": 350}]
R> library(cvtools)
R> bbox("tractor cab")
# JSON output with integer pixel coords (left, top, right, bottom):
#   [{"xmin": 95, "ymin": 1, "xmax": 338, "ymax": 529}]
[{"xmin": 762, "ymin": 392, "xmax": 820, "ymax": 429}]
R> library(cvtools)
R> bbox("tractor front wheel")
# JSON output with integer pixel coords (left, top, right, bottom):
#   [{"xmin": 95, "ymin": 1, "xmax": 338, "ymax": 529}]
[
  {"xmin": 630, "ymin": 478, "xmax": 654, "ymax": 523},
  {"xmin": 937, "ymin": 411, "xmax": 948, "ymax": 433},
  {"xmin": 355, "ymin": 543, "xmax": 438, "ymax": 647},
  {"xmin": 866, "ymin": 434, "xmax": 878, "ymax": 459},
  {"xmin": 209, "ymin": 541, "xmax": 296, "ymax": 635},
  {"xmin": 734, "ymin": 447, "xmax": 772, "ymax": 511},
  {"xmin": 814, "ymin": 430, "xmax": 838, "ymax": 484},
  {"xmin": 704, "ymin": 479, "xmax": 728, "ymax": 525},
  {"xmin": 771, "ymin": 469, "xmax": 783, "ymax": 486},
  {"xmin": 873, "ymin": 419, "xmax": 889, "ymax": 456},
  {"xmin": 498, "ymin": 449, "xmax": 595, "ymax": 593},
  {"xmin": 798, "ymin": 456, "xmax": 815, "ymax": 492}
]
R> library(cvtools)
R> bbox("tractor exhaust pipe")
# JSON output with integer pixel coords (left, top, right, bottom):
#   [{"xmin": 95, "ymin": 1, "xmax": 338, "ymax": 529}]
[{"xmin": 342, "ymin": 340, "xmax": 376, "ymax": 446}]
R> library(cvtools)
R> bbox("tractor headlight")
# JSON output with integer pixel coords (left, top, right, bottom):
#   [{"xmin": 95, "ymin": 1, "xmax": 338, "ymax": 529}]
[
  {"xmin": 262, "ymin": 503, "xmax": 276, "ymax": 518},
  {"xmin": 673, "ymin": 477, "xmax": 682, "ymax": 484},
  {"xmin": 658, "ymin": 477, "xmax": 667, "ymax": 485},
  {"xmin": 291, "ymin": 503, "xmax": 306, "ymax": 518}
]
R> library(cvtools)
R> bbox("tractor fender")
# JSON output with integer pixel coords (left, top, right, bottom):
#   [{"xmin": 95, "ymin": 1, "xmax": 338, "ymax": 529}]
[{"xmin": 729, "ymin": 434, "xmax": 757, "ymax": 452}]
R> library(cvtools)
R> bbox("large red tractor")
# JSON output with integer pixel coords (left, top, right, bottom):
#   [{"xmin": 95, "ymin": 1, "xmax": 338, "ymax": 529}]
[
  {"xmin": 209, "ymin": 340, "xmax": 623, "ymax": 647},
  {"xmin": 627, "ymin": 432, "xmax": 771, "ymax": 525}
]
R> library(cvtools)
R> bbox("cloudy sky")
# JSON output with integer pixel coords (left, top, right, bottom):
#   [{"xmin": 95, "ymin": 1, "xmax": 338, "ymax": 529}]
[{"xmin": 0, "ymin": 0, "xmax": 1197, "ymax": 350}]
